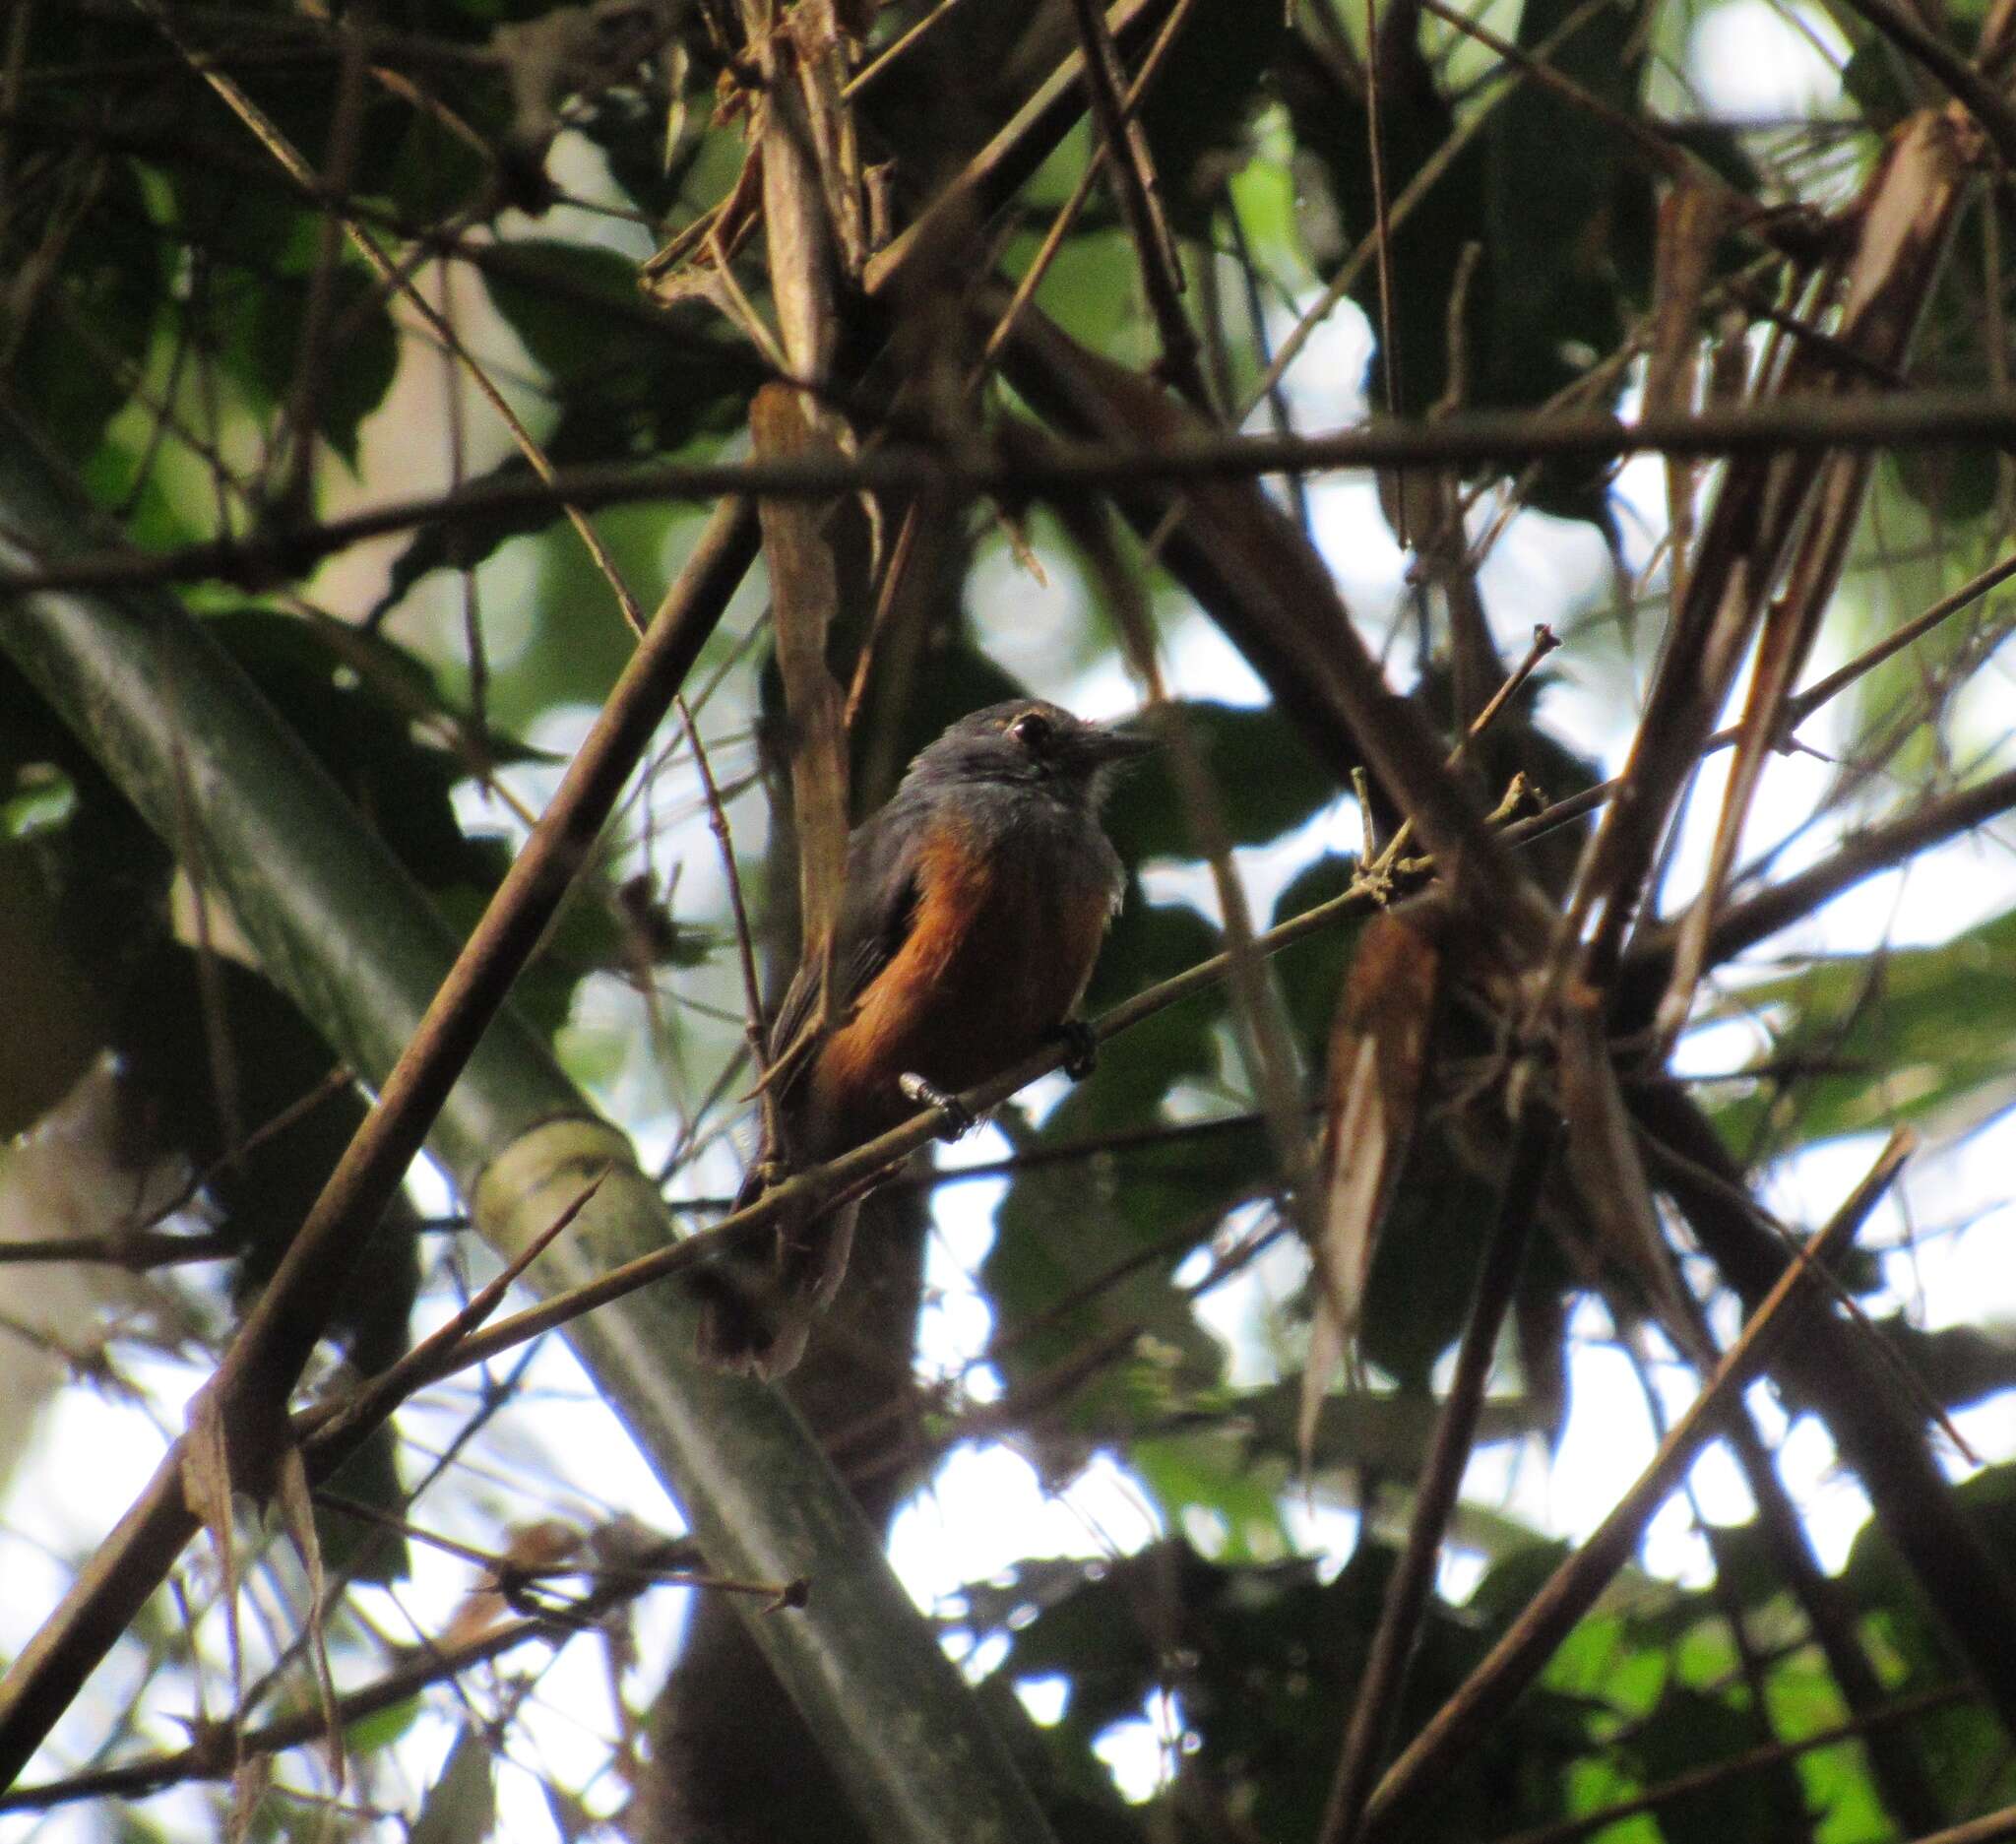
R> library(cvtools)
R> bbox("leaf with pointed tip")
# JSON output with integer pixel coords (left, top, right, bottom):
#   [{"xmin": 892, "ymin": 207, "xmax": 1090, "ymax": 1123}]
[
  {"xmin": 1302, "ymin": 904, "xmax": 1441, "ymax": 1472},
  {"xmin": 1704, "ymin": 905, "xmax": 2016, "ymax": 1151}
]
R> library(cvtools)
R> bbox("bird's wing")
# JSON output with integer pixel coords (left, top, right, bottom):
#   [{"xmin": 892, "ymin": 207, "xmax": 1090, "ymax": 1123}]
[{"xmin": 763, "ymin": 806, "xmax": 924, "ymax": 1079}]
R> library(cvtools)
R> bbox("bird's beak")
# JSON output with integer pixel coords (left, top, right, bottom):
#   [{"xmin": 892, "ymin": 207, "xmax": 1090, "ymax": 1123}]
[{"xmin": 1082, "ymin": 722, "xmax": 1159, "ymax": 768}]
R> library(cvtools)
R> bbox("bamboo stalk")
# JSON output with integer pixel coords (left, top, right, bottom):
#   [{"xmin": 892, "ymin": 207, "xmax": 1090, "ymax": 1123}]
[{"xmin": 0, "ymin": 426, "xmax": 1054, "ymax": 1844}]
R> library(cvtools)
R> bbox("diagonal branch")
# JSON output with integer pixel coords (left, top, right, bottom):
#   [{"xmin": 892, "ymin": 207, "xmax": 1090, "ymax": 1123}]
[
  {"xmin": 1317, "ymin": 1095, "xmax": 1558, "ymax": 1844},
  {"xmin": 0, "ymin": 418, "xmax": 1058, "ymax": 1844},
  {"xmin": 0, "ymin": 471, "xmax": 758, "ymax": 1787},
  {"xmin": 1634, "ymin": 1078, "xmax": 2016, "ymax": 1736}
]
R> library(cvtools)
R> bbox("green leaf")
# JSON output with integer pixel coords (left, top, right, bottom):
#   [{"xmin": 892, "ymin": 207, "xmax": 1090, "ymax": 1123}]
[
  {"xmin": 1269, "ymin": 852, "xmax": 1371, "ymax": 1067},
  {"xmin": 3, "ymin": 158, "xmax": 162, "ymax": 461},
  {"xmin": 345, "ymin": 1693, "xmax": 423, "ymax": 1758},
  {"xmin": 1628, "ymin": 1686, "xmax": 1810, "ymax": 1844},
  {"xmin": 410, "ymin": 1727, "xmax": 497, "ymax": 1844},
  {"xmin": 233, "ymin": 262, "xmax": 400, "ymax": 468},
  {"xmin": 207, "ymin": 609, "xmax": 499, "ymax": 889},
  {"xmin": 981, "ymin": 900, "xmax": 1236, "ymax": 1420},
  {"xmin": 478, "ymin": 239, "xmax": 758, "ymax": 439},
  {"xmin": 1131, "ymin": 1430, "xmax": 1291, "ymax": 1561},
  {"xmin": 1279, "ymin": 0, "xmax": 1655, "ymax": 523},
  {"xmin": 1133, "ymin": 0, "xmax": 1289, "ymax": 235},
  {"xmin": 992, "ymin": 1539, "xmax": 1595, "ymax": 1840},
  {"xmin": 1481, "ymin": 0, "xmax": 1656, "ymax": 404},
  {"xmin": 1887, "ymin": 194, "xmax": 2016, "ymax": 524},
  {"xmin": 1706, "ymin": 904, "xmax": 2016, "ymax": 1149},
  {"xmin": 1099, "ymin": 700, "xmax": 1338, "ymax": 863}
]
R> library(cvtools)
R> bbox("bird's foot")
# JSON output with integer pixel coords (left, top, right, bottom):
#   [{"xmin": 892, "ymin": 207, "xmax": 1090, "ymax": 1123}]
[
  {"xmin": 899, "ymin": 1071, "xmax": 975, "ymax": 1140},
  {"xmin": 1050, "ymin": 1019, "xmax": 1099, "ymax": 1080}
]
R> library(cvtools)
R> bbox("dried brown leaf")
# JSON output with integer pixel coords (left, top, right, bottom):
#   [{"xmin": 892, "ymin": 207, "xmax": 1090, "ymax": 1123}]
[
  {"xmin": 180, "ymin": 1393, "xmax": 246, "ymax": 1777},
  {"xmin": 1654, "ymin": 110, "xmax": 1978, "ymax": 1044},
  {"xmin": 751, "ymin": 385, "xmax": 851, "ymax": 1005},
  {"xmin": 1556, "ymin": 995, "xmax": 1706, "ymax": 1359},
  {"xmin": 274, "ymin": 1442, "xmax": 344, "ymax": 1790},
  {"xmin": 1302, "ymin": 906, "xmax": 1442, "ymax": 1473}
]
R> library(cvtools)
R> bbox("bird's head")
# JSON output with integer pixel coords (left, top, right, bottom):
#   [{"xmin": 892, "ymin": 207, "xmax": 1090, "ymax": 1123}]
[{"xmin": 907, "ymin": 700, "xmax": 1157, "ymax": 808}]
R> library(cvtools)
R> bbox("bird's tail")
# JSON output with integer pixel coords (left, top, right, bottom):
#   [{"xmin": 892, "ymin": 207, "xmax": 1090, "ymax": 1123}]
[{"xmin": 692, "ymin": 1167, "xmax": 859, "ymax": 1378}]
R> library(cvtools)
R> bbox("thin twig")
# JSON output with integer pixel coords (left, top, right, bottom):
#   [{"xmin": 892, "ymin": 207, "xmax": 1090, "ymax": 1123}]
[
  {"xmin": 308, "ymin": 1169, "xmax": 607, "ymax": 1454},
  {"xmin": 1238, "ymin": 0, "xmax": 1625, "ymax": 424},
  {"xmin": 127, "ymin": 0, "xmax": 649, "ymax": 633},
  {"xmin": 1064, "ymin": 0, "xmax": 1208, "ymax": 410},
  {"xmin": 23, "ymin": 393, "xmax": 2016, "ymax": 600},
  {"xmin": 1359, "ymin": 622, "xmax": 1561, "ymax": 882},
  {"xmin": 970, "ymin": 0, "xmax": 1205, "ymax": 393},
  {"xmin": 0, "ymin": 1066, "xmax": 354, "ymax": 1267},
  {"xmin": 1506, "ymin": 547, "xmax": 2016, "ymax": 859},
  {"xmin": 1317, "ymin": 1094, "xmax": 1558, "ymax": 1844},
  {"xmin": 678, "ymin": 694, "xmax": 771, "ymax": 1081},
  {"xmin": 0, "ymin": 1546, "xmax": 729, "ymax": 1813}
]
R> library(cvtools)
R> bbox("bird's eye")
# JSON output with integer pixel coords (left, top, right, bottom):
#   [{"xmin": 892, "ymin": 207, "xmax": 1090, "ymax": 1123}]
[{"xmin": 1010, "ymin": 709, "xmax": 1054, "ymax": 752}]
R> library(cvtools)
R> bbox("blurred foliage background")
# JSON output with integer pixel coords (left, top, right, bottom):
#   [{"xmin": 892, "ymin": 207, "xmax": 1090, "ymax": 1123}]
[{"xmin": 5, "ymin": 0, "xmax": 2016, "ymax": 1839}]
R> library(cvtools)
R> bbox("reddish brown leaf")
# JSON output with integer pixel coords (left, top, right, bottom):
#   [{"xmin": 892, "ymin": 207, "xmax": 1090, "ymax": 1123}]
[{"xmin": 1302, "ymin": 905, "xmax": 1443, "ymax": 1473}]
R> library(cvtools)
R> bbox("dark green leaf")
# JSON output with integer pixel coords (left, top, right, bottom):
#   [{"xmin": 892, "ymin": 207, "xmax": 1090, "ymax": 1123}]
[
  {"xmin": 1269, "ymin": 852, "xmax": 1371, "ymax": 1066},
  {"xmin": 230, "ymin": 262, "xmax": 399, "ymax": 467},
  {"xmin": 1705, "ymin": 904, "xmax": 2016, "ymax": 1150},
  {"xmin": 981, "ymin": 899, "xmax": 1235, "ymax": 1425},
  {"xmin": 3, "ymin": 158, "xmax": 162, "ymax": 461},
  {"xmin": 207, "ymin": 609, "xmax": 499, "ymax": 888},
  {"xmin": 1134, "ymin": 0, "xmax": 1289, "ymax": 234},
  {"xmin": 478, "ymin": 238, "xmax": 759, "ymax": 436},
  {"xmin": 1628, "ymin": 1687, "xmax": 1810, "ymax": 1844},
  {"xmin": 1100, "ymin": 700, "xmax": 1338, "ymax": 863}
]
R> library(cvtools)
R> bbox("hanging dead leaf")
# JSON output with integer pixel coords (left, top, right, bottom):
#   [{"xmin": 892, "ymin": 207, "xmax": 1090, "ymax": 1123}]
[
  {"xmin": 274, "ymin": 1442, "xmax": 344, "ymax": 1790},
  {"xmin": 180, "ymin": 1391, "xmax": 248, "ymax": 1787},
  {"xmin": 751, "ymin": 384, "xmax": 852, "ymax": 1025},
  {"xmin": 1301, "ymin": 902, "xmax": 1444, "ymax": 1475},
  {"xmin": 1556, "ymin": 993, "xmax": 1708, "ymax": 1362}
]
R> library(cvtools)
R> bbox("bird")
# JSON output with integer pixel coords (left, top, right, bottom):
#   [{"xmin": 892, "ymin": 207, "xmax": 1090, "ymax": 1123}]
[{"xmin": 694, "ymin": 699, "xmax": 1156, "ymax": 1376}]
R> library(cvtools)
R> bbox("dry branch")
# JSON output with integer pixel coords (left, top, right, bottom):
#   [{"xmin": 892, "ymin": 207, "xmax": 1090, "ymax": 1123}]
[
  {"xmin": 1317, "ymin": 1097, "xmax": 1558, "ymax": 1844},
  {"xmin": 11, "ymin": 390, "xmax": 2016, "ymax": 600}
]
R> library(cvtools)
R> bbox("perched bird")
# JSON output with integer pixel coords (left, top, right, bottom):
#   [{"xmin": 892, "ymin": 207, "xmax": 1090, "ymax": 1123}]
[{"xmin": 696, "ymin": 699, "xmax": 1155, "ymax": 1375}]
